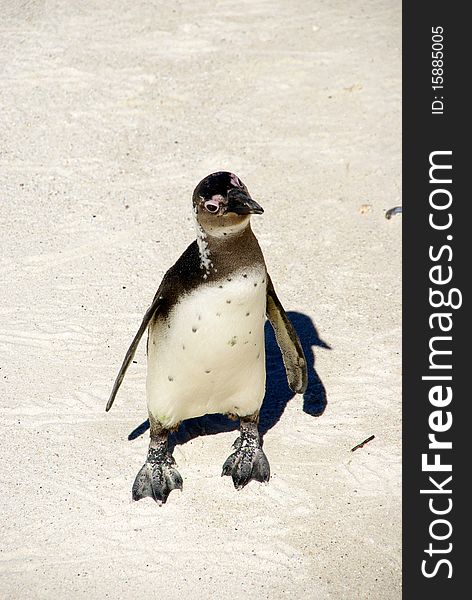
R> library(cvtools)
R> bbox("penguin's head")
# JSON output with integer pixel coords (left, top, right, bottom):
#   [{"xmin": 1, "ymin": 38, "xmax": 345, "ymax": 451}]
[{"xmin": 193, "ymin": 171, "xmax": 263, "ymax": 237}]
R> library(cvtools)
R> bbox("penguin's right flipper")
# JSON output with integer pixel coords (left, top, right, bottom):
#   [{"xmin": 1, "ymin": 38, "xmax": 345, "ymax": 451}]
[
  {"xmin": 266, "ymin": 275, "xmax": 308, "ymax": 394},
  {"xmin": 105, "ymin": 291, "xmax": 164, "ymax": 412}
]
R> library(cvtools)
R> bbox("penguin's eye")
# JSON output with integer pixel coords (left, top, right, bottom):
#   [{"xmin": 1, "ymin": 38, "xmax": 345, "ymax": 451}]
[{"xmin": 204, "ymin": 200, "xmax": 220, "ymax": 214}]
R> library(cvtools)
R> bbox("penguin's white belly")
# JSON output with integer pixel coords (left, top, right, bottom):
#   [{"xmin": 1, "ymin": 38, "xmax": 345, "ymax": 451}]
[{"xmin": 146, "ymin": 271, "xmax": 267, "ymax": 428}]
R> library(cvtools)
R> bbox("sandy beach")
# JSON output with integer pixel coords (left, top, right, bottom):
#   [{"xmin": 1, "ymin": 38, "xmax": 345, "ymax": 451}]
[{"xmin": 1, "ymin": 0, "xmax": 401, "ymax": 598}]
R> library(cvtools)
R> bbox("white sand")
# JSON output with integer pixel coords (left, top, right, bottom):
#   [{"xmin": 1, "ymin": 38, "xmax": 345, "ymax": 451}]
[{"xmin": 1, "ymin": 1, "xmax": 401, "ymax": 598}]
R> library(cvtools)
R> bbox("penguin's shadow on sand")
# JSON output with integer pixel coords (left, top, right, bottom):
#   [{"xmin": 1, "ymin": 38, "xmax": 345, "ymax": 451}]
[{"xmin": 128, "ymin": 312, "xmax": 330, "ymax": 445}]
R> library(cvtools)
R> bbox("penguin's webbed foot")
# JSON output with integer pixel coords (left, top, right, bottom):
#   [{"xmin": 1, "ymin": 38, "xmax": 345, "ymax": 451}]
[
  {"xmin": 222, "ymin": 432, "xmax": 270, "ymax": 490},
  {"xmin": 132, "ymin": 450, "xmax": 182, "ymax": 505}
]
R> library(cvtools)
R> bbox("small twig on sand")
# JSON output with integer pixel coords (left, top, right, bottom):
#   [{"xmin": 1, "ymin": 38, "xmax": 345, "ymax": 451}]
[
  {"xmin": 385, "ymin": 206, "xmax": 402, "ymax": 219},
  {"xmin": 351, "ymin": 435, "xmax": 375, "ymax": 452}
]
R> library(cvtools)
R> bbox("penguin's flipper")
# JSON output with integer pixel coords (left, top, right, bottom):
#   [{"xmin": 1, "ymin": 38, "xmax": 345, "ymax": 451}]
[
  {"xmin": 266, "ymin": 276, "xmax": 308, "ymax": 394},
  {"xmin": 106, "ymin": 291, "xmax": 164, "ymax": 412}
]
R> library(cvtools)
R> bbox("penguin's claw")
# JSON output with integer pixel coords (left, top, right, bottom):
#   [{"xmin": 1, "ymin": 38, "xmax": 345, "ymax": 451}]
[
  {"xmin": 222, "ymin": 444, "xmax": 270, "ymax": 490},
  {"xmin": 132, "ymin": 456, "xmax": 183, "ymax": 504}
]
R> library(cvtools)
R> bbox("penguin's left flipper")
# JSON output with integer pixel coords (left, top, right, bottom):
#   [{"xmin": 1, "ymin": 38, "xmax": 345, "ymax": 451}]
[
  {"xmin": 266, "ymin": 276, "xmax": 308, "ymax": 394},
  {"xmin": 105, "ymin": 290, "xmax": 164, "ymax": 412}
]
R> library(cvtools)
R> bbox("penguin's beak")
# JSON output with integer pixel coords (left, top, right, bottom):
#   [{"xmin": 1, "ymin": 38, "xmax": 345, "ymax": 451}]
[{"xmin": 226, "ymin": 189, "xmax": 264, "ymax": 215}]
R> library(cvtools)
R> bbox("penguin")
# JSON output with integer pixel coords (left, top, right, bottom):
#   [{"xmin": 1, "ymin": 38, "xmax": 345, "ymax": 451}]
[{"xmin": 106, "ymin": 172, "xmax": 308, "ymax": 504}]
